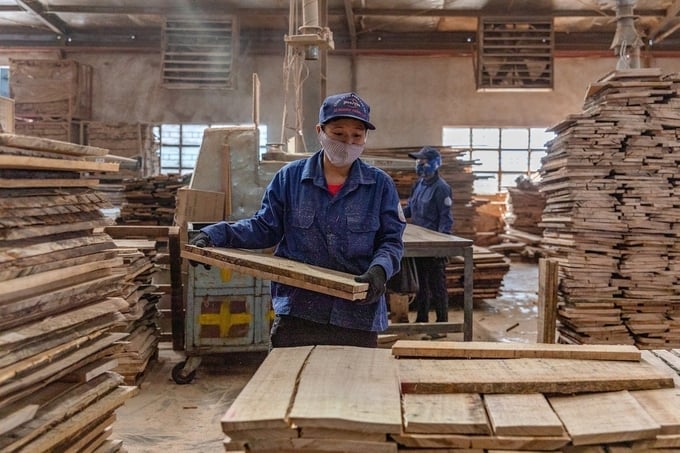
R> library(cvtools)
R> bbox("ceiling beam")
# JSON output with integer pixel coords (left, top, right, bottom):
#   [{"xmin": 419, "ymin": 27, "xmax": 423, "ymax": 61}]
[
  {"xmin": 15, "ymin": 0, "xmax": 70, "ymax": 35},
  {"xmin": 646, "ymin": 0, "xmax": 680, "ymax": 43},
  {"xmin": 10, "ymin": 4, "xmax": 670, "ymax": 19}
]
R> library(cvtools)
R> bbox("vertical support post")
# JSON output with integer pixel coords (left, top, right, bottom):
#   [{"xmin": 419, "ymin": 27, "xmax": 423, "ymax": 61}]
[
  {"xmin": 221, "ymin": 144, "xmax": 232, "ymax": 218},
  {"xmin": 537, "ymin": 258, "xmax": 559, "ymax": 343},
  {"xmin": 169, "ymin": 227, "xmax": 185, "ymax": 351},
  {"xmin": 463, "ymin": 245, "xmax": 474, "ymax": 341}
]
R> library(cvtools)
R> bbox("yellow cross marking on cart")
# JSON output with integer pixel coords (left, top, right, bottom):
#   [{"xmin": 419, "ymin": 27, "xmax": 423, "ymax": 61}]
[{"xmin": 199, "ymin": 299, "xmax": 252, "ymax": 337}]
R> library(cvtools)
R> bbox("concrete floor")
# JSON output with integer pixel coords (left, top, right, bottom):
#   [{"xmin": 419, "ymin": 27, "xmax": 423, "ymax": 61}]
[{"xmin": 112, "ymin": 259, "xmax": 539, "ymax": 453}]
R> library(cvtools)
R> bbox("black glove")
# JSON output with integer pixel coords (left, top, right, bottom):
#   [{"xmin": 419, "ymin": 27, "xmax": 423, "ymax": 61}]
[
  {"xmin": 354, "ymin": 265, "xmax": 387, "ymax": 305},
  {"xmin": 188, "ymin": 232, "xmax": 213, "ymax": 270}
]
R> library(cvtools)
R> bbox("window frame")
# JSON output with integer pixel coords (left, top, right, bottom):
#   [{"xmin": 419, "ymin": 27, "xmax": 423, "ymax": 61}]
[{"xmin": 443, "ymin": 126, "xmax": 552, "ymax": 194}]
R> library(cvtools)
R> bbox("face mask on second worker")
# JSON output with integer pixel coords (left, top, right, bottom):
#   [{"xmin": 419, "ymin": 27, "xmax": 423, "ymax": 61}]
[
  {"xmin": 319, "ymin": 130, "xmax": 365, "ymax": 167},
  {"xmin": 416, "ymin": 156, "xmax": 441, "ymax": 177}
]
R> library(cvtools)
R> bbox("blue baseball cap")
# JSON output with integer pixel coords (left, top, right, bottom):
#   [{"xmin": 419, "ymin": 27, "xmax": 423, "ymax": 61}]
[
  {"xmin": 409, "ymin": 146, "xmax": 441, "ymax": 160},
  {"xmin": 319, "ymin": 92, "xmax": 376, "ymax": 130}
]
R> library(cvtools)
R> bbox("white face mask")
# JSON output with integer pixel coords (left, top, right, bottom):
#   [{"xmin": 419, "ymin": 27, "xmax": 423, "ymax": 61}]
[{"xmin": 319, "ymin": 130, "xmax": 365, "ymax": 167}]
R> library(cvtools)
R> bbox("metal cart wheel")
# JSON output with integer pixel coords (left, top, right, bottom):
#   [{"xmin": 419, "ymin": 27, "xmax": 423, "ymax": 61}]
[{"xmin": 171, "ymin": 361, "xmax": 196, "ymax": 385}]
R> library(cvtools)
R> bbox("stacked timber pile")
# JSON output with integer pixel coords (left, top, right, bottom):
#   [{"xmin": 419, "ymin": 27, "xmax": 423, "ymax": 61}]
[
  {"xmin": 491, "ymin": 176, "xmax": 547, "ymax": 260},
  {"xmin": 107, "ymin": 237, "xmax": 161, "ymax": 385},
  {"xmin": 447, "ymin": 246, "xmax": 511, "ymax": 303},
  {"xmin": 85, "ymin": 122, "xmax": 159, "ymax": 208},
  {"xmin": 472, "ymin": 193, "xmax": 507, "ymax": 247},
  {"xmin": 116, "ymin": 174, "xmax": 190, "ymax": 225},
  {"xmin": 221, "ymin": 343, "xmax": 679, "ymax": 452},
  {"xmin": 11, "ymin": 59, "xmax": 92, "ymax": 144},
  {"xmin": 0, "ymin": 134, "xmax": 137, "ymax": 452},
  {"xmin": 539, "ymin": 68, "xmax": 680, "ymax": 348},
  {"xmin": 507, "ymin": 175, "xmax": 546, "ymax": 235},
  {"xmin": 365, "ymin": 146, "xmax": 477, "ymax": 240},
  {"xmin": 86, "ymin": 122, "xmax": 158, "ymax": 178}
]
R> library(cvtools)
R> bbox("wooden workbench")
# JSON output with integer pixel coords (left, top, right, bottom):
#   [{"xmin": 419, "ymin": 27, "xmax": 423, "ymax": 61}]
[{"xmin": 385, "ymin": 224, "xmax": 474, "ymax": 341}]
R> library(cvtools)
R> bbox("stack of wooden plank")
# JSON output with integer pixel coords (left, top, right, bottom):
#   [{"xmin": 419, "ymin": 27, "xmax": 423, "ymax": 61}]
[
  {"xmin": 0, "ymin": 133, "xmax": 137, "ymax": 452},
  {"xmin": 220, "ymin": 342, "xmax": 679, "ymax": 452},
  {"xmin": 507, "ymin": 177, "xmax": 546, "ymax": 236},
  {"xmin": 472, "ymin": 193, "xmax": 507, "ymax": 247},
  {"xmin": 447, "ymin": 246, "xmax": 511, "ymax": 303},
  {"xmin": 117, "ymin": 173, "xmax": 190, "ymax": 225},
  {"xmin": 10, "ymin": 59, "xmax": 92, "ymax": 146},
  {"xmin": 86, "ymin": 122, "xmax": 158, "ymax": 178},
  {"xmin": 539, "ymin": 68, "xmax": 680, "ymax": 348},
  {"xmin": 107, "ymin": 238, "xmax": 162, "ymax": 385}
]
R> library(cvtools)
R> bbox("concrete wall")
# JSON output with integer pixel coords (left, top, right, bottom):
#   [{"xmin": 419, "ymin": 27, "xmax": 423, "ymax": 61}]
[{"xmin": 5, "ymin": 51, "xmax": 680, "ymax": 150}]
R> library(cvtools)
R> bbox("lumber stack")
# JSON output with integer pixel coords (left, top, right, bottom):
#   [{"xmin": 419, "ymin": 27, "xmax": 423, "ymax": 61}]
[
  {"xmin": 507, "ymin": 176, "xmax": 546, "ymax": 236},
  {"xmin": 539, "ymin": 68, "xmax": 680, "ymax": 348},
  {"xmin": 221, "ymin": 342, "xmax": 679, "ymax": 452},
  {"xmin": 85, "ymin": 122, "xmax": 159, "ymax": 206},
  {"xmin": 116, "ymin": 173, "xmax": 190, "ymax": 225},
  {"xmin": 108, "ymin": 238, "xmax": 162, "ymax": 385},
  {"xmin": 0, "ymin": 133, "xmax": 136, "ymax": 452},
  {"xmin": 447, "ymin": 246, "xmax": 511, "ymax": 303},
  {"xmin": 10, "ymin": 59, "xmax": 92, "ymax": 146},
  {"xmin": 86, "ymin": 122, "xmax": 158, "ymax": 178},
  {"xmin": 472, "ymin": 193, "xmax": 507, "ymax": 247}
]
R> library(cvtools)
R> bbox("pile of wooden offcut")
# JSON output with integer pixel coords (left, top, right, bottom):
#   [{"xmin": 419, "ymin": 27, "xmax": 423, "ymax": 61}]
[
  {"xmin": 106, "ymin": 237, "xmax": 162, "ymax": 385},
  {"xmin": 116, "ymin": 173, "xmax": 190, "ymax": 225},
  {"xmin": 472, "ymin": 193, "xmax": 507, "ymax": 247},
  {"xmin": 86, "ymin": 122, "xmax": 158, "ymax": 178},
  {"xmin": 507, "ymin": 176, "xmax": 546, "ymax": 236},
  {"xmin": 447, "ymin": 246, "xmax": 511, "ymax": 303},
  {"xmin": 539, "ymin": 68, "xmax": 680, "ymax": 348},
  {"xmin": 0, "ymin": 134, "xmax": 137, "ymax": 452},
  {"xmin": 220, "ymin": 342, "xmax": 680, "ymax": 452},
  {"xmin": 11, "ymin": 59, "xmax": 92, "ymax": 146}
]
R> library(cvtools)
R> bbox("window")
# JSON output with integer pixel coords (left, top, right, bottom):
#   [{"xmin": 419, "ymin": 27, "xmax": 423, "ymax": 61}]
[
  {"xmin": 443, "ymin": 126, "xmax": 554, "ymax": 194},
  {"xmin": 0, "ymin": 67, "xmax": 8, "ymax": 97},
  {"xmin": 154, "ymin": 124, "xmax": 267, "ymax": 175}
]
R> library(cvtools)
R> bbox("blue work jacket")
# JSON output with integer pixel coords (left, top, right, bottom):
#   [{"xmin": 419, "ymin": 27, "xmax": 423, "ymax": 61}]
[
  {"xmin": 403, "ymin": 173, "xmax": 454, "ymax": 234},
  {"xmin": 201, "ymin": 150, "xmax": 405, "ymax": 332}
]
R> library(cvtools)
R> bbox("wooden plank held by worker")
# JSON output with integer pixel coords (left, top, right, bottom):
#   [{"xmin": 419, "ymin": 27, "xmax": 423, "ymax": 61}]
[{"xmin": 181, "ymin": 245, "xmax": 368, "ymax": 301}]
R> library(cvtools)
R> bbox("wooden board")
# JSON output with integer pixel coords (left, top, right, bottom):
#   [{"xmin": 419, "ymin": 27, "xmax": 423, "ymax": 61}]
[
  {"xmin": 390, "ymin": 433, "xmax": 570, "ymax": 450},
  {"xmin": 221, "ymin": 346, "xmax": 313, "ymax": 432},
  {"xmin": 18, "ymin": 386, "xmax": 137, "ymax": 452},
  {"xmin": 0, "ymin": 257, "xmax": 122, "ymax": 304},
  {"xmin": 182, "ymin": 245, "xmax": 368, "ymax": 301},
  {"xmin": 0, "ymin": 178, "xmax": 99, "ymax": 188},
  {"xmin": 299, "ymin": 427, "xmax": 386, "ymax": 441},
  {"xmin": 0, "ymin": 373, "xmax": 123, "ymax": 451},
  {"xmin": 402, "ymin": 393, "xmax": 490, "ymax": 434},
  {"xmin": 0, "ymin": 298, "xmax": 126, "ymax": 351},
  {"xmin": 0, "ymin": 133, "xmax": 108, "ymax": 156},
  {"xmin": 397, "ymin": 358, "xmax": 674, "ymax": 394},
  {"xmin": 0, "ymin": 154, "xmax": 118, "ymax": 172},
  {"xmin": 0, "ymin": 403, "xmax": 38, "ymax": 436},
  {"xmin": 641, "ymin": 351, "xmax": 680, "ymax": 388},
  {"xmin": 537, "ymin": 258, "xmax": 558, "ymax": 343},
  {"xmin": 288, "ymin": 346, "xmax": 402, "ymax": 434},
  {"xmin": 630, "ymin": 388, "xmax": 680, "ymax": 434},
  {"xmin": 391, "ymin": 340, "xmax": 641, "ymax": 361},
  {"xmin": 549, "ymin": 390, "xmax": 661, "ymax": 446},
  {"xmin": 483, "ymin": 393, "xmax": 565, "ymax": 436},
  {"xmin": 402, "ymin": 224, "xmax": 473, "ymax": 257}
]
